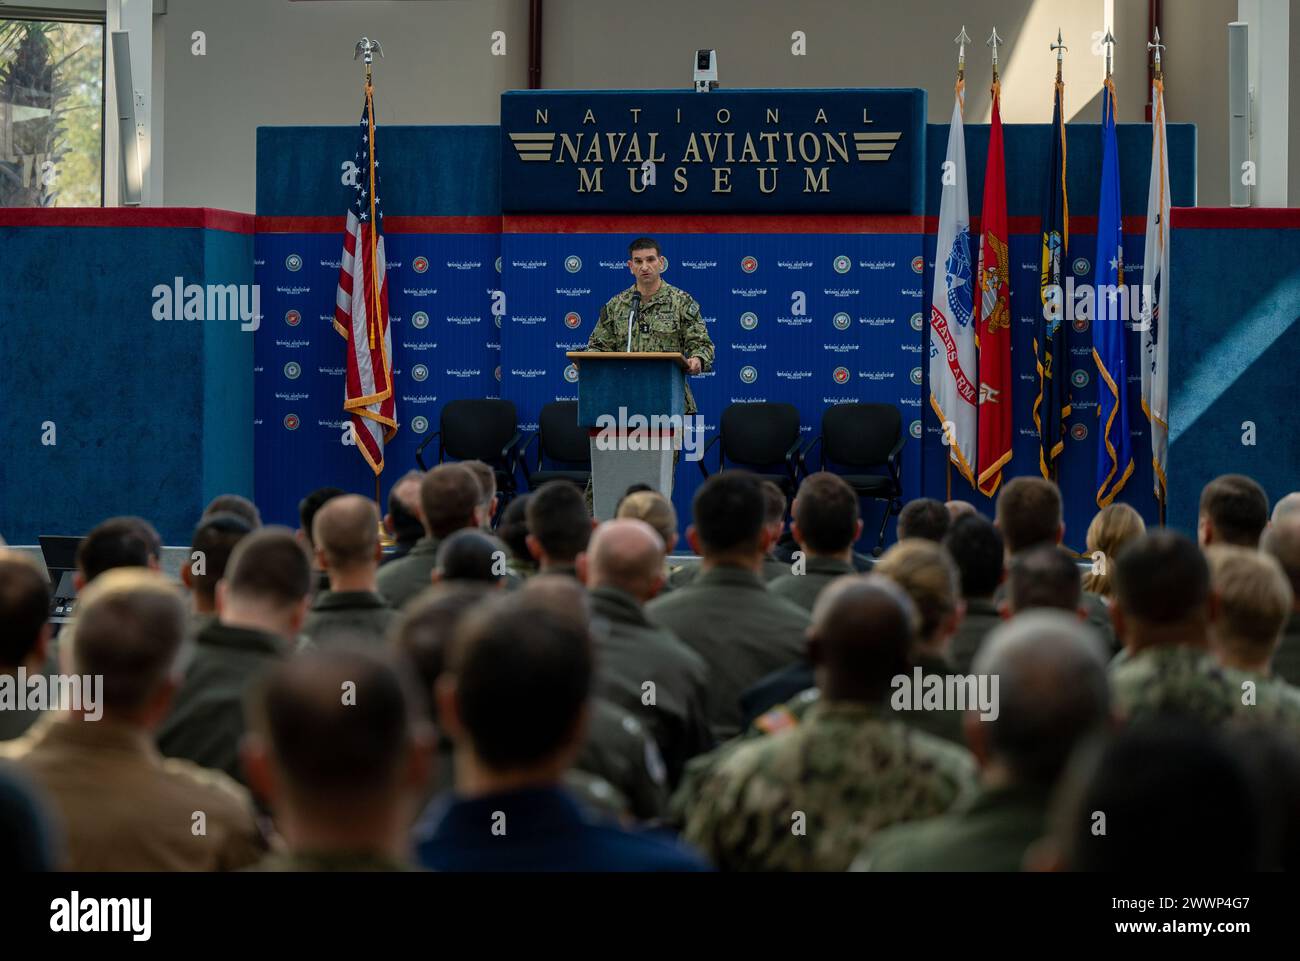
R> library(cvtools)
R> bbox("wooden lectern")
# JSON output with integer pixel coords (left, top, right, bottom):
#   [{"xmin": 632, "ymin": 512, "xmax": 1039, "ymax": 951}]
[{"xmin": 566, "ymin": 351, "xmax": 688, "ymax": 520}]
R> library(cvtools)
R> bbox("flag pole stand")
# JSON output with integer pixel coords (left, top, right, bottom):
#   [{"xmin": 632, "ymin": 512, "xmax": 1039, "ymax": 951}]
[{"xmin": 376, "ymin": 473, "xmax": 395, "ymax": 547}]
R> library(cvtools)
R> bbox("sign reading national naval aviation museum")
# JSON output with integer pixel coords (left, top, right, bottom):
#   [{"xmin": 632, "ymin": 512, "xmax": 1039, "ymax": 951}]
[{"xmin": 500, "ymin": 89, "xmax": 926, "ymax": 214}]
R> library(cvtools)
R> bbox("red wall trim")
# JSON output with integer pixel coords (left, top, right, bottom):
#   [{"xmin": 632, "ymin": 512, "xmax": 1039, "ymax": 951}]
[
  {"xmin": 503, "ymin": 213, "xmax": 926, "ymax": 234},
  {"xmin": 1171, "ymin": 207, "xmax": 1300, "ymax": 230},
  {"xmin": 0, "ymin": 207, "xmax": 255, "ymax": 233}
]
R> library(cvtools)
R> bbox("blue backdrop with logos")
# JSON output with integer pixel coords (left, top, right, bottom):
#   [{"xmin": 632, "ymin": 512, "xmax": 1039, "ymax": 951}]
[{"xmin": 252, "ymin": 90, "xmax": 1196, "ymax": 552}]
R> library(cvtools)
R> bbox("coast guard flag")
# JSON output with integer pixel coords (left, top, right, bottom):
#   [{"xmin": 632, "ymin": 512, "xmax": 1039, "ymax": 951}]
[
  {"xmin": 1141, "ymin": 73, "xmax": 1171, "ymax": 504},
  {"xmin": 334, "ymin": 80, "xmax": 397, "ymax": 475},
  {"xmin": 1034, "ymin": 73, "xmax": 1071, "ymax": 479},
  {"xmin": 976, "ymin": 81, "xmax": 1012, "ymax": 497},
  {"xmin": 928, "ymin": 85, "xmax": 977, "ymax": 486},
  {"xmin": 1092, "ymin": 77, "xmax": 1134, "ymax": 506}
]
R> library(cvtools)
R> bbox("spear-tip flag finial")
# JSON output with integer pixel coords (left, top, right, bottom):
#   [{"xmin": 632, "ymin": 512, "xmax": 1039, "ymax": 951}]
[{"xmin": 1149, "ymin": 26, "xmax": 1166, "ymax": 75}]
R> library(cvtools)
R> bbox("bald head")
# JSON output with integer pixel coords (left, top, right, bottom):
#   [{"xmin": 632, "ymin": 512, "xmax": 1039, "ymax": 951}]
[
  {"xmin": 312, "ymin": 494, "xmax": 380, "ymax": 573},
  {"xmin": 1263, "ymin": 514, "xmax": 1300, "ymax": 607},
  {"xmin": 808, "ymin": 575, "xmax": 917, "ymax": 703},
  {"xmin": 1273, "ymin": 493, "xmax": 1300, "ymax": 525},
  {"xmin": 584, "ymin": 519, "xmax": 665, "ymax": 601},
  {"xmin": 971, "ymin": 611, "xmax": 1109, "ymax": 785}
]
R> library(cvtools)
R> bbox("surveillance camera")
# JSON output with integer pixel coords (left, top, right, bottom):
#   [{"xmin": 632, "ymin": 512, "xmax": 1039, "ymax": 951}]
[{"xmin": 693, "ymin": 49, "xmax": 718, "ymax": 92}]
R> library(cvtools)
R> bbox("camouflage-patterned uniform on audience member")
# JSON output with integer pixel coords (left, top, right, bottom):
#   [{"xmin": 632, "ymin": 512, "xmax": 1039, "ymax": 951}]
[{"xmin": 682, "ymin": 699, "xmax": 976, "ymax": 871}]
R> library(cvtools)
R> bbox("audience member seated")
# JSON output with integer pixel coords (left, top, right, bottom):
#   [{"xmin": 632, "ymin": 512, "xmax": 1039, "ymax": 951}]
[
  {"xmin": 1205, "ymin": 545, "xmax": 1300, "ymax": 733},
  {"xmin": 872, "ymin": 538, "xmax": 966, "ymax": 745},
  {"xmin": 994, "ymin": 477, "xmax": 1114, "ymax": 650},
  {"xmin": 942, "ymin": 514, "xmax": 1004, "ymax": 673},
  {"xmin": 767, "ymin": 472, "xmax": 863, "ymax": 612},
  {"xmin": 242, "ymin": 648, "xmax": 432, "ymax": 871},
  {"xmin": 461, "ymin": 460, "xmax": 498, "ymax": 531},
  {"xmin": 297, "ymin": 487, "xmax": 344, "ymax": 594},
  {"xmin": 0, "ymin": 761, "xmax": 59, "ymax": 870},
  {"xmin": 1006, "ymin": 545, "xmax": 1083, "ymax": 617},
  {"xmin": 946, "ymin": 500, "xmax": 977, "ymax": 522},
  {"xmin": 0, "ymin": 553, "xmax": 53, "ymax": 741},
  {"xmin": 203, "ymin": 493, "xmax": 262, "ymax": 529},
  {"xmin": 1198, "ymin": 473, "xmax": 1270, "ymax": 548},
  {"xmin": 300, "ymin": 495, "xmax": 396, "ymax": 648},
  {"xmin": 860, "ymin": 610, "xmax": 1108, "ymax": 871},
  {"xmin": 681, "ymin": 576, "xmax": 975, "ymax": 871},
  {"xmin": 54, "ymin": 515, "xmax": 164, "ymax": 664},
  {"xmin": 578, "ymin": 519, "xmax": 712, "ymax": 787},
  {"xmin": 12, "ymin": 569, "xmax": 265, "ymax": 870},
  {"xmin": 616, "ymin": 488, "xmax": 682, "ymax": 585},
  {"xmin": 377, "ymin": 464, "xmax": 484, "ymax": 609},
  {"xmin": 1263, "ymin": 513, "xmax": 1300, "ymax": 685},
  {"xmin": 520, "ymin": 575, "xmax": 669, "ymax": 820},
  {"xmin": 1108, "ymin": 531, "xmax": 1240, "ymax": 727},
  {"xmin": 497, "ymin": 495, "xmax": 536, "ymax": 578},
  {"xmin": 181, "ymin": 512, "xmax": 253, "ymax": 642},
  {"xmin": 382, "ymin": 470, "xmax": 425, "ymax": 565},
  {"xmin": 415, "ymin": 592, "xmax": 707, "ymax": 871},
  {"xmin": 1080, "ymin": 502, "xmax": 1144, "ymax": 602},
  {"xmin": 897, "ymin": 497, "xmax": 950, "ymax": 542},
  {"xmin": 674, "ymin": 480, "xmax": 791, "ymax": 588},
  {"xmin": 433, "ymin": 529, "xmax": 510, "ymax": 587},
  {"xmin": 159, "ymin": 529, "xmax": 312, "ymax": 782},
  {"xmin": 647, "ymin": 472, "xmax": 809, "ymax": 740},
  {"xmin": 525, "ymin": 481, "xmax": 594, "ymax": 579},
  {"xmin": 1034, "ymin": 721, "xmax": 1264, "ymax": 871}
]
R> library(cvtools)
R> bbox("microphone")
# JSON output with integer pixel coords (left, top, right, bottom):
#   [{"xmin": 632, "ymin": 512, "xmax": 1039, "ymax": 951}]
[{"xmin": 626, "ymin": 290, "xmax": 641, "ymax": 351}]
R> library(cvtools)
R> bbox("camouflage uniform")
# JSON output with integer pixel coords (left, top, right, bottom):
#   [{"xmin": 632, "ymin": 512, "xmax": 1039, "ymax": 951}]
[
  {"xmin": 1110, "ymin": 645, "xmax": 1242, "ymax": 727},
  {"xmin": 1220, "ymin": 667, "xmax": 1300, "ymax": 738},
  {"xmin": 680, "ymin": 699, "xmax": 977, "ymax": 872},
  {"xmin": 587, "ymin": 282, "xmax": 715, "ymax": 415}
]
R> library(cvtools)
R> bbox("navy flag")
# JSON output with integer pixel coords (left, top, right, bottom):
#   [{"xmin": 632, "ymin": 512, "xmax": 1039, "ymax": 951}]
[
  {"xmin": 1092, "ymin": 77, "xmax": 1134, "ymax": 506},
  {"xmin": 1033, "ymin": 74, "xmax": 1071, "ymax": 480}
]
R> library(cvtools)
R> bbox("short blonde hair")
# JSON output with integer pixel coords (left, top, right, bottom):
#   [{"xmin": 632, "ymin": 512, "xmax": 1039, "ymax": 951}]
[
  {"xmin": 873, "ymin": 539, "xmax": 959, "ymax": 644},
  {"xmin": 1207, "ymin": 545, "xmax": 1294, "ymax": 658},
  {"xmin": 616, "ymin": 491, "xmax": 677, "ymax": 548},
  {"xmin": 1081, "ymin": 503, "xmax": 1145, "ymax": 597}
]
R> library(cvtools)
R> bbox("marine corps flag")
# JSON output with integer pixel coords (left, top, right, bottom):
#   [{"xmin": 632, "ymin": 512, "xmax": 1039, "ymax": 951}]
[
  {"xmin": 1092, "ymin": 76, "xmax": 1134, "ymax": 506},
  {"xmin": 1034, "ymin": 69, "xmax": 1071, "ymax": 479},
  {"xmin": 1141, "ymin": 61, "xmax": 1171, "ymax": 506},
  {"xmin": 334, "ymin": 76, "xmax": 397, "ymax": 475},
  {"xmin": 976, "ymin": 80, "xmax": 1012, "ymax": 496},
  {"xmin": 928, "ymin": 83, "xmax": 977, "ymax": 486}
]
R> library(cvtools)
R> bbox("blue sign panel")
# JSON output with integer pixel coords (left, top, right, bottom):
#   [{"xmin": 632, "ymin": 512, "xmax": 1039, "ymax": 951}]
[{"xmin": 500, "ymin": 89, "xmax": 926, "ymax": 214}]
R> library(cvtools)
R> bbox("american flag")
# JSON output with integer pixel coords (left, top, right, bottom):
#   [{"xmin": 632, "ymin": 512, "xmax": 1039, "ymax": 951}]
[{"xmin": 333, "ymin": 81, "xmax": 396, "ymax": 475}]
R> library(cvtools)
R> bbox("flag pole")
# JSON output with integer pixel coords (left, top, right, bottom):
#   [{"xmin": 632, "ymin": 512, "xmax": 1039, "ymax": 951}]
[
  {"xmin": 1150, "ymin": 26, "xmax": 1167, "ymax": 526},
  {"xmin": 1049, "ymin": 28, "xmax": 1067, "ymax": 487},
  {"xmin": 948, "ymin": 23, "xmax": 968, "ymax": 508}
]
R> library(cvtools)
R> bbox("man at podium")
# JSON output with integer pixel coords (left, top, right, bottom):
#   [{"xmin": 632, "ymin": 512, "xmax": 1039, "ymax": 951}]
[{"xmin": 585, "ymin": 237, "xmax": 715, "ymax": 417}]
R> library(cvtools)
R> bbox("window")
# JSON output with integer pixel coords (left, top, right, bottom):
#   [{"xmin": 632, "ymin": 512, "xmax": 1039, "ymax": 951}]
[{"xmin": 0, "ymin": 16, "xmax": 104, "ymax": 207}]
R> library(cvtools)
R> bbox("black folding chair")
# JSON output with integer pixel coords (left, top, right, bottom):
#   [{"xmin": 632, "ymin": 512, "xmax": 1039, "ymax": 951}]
[
  {"xmin": 520, "ymin": 400, "xmax": 592, "ymax": 491},
  {"xmin": 414, "ymin": 399, "xmax": 524, "ymax": 508},
  {"xmin": 698, "ymin": 402, "xmax": 803, "ymax": 501},
  {"xmin": 800, "ymin": 403, "xmax": 904, "ymax": 556}
]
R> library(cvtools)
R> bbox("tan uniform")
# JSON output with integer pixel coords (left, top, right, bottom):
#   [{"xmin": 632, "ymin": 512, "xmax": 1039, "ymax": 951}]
[{"xmin": 10, "ymin": 714, "xmax": 266, "ymax": 871}]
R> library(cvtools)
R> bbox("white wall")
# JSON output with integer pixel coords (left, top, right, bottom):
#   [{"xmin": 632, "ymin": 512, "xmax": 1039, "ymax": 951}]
[{"xmin": 128, "ymin": 0, "xmax": 1296, "ymax": 210}]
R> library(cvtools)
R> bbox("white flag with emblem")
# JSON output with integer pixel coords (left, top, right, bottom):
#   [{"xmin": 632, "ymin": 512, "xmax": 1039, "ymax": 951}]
[
  {"xmin": 928, "ymin": 89, "xmax": 978, "ymax": 485},
  {"xmin": 1140, "ymin": 76, "xmax": 1170, "ymax": 502}
]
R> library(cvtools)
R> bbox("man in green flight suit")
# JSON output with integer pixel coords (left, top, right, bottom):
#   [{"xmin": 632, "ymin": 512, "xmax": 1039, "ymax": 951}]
[{"xmin": 584, "ymin": 237, "xmax": 715, "ymax": 513}]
